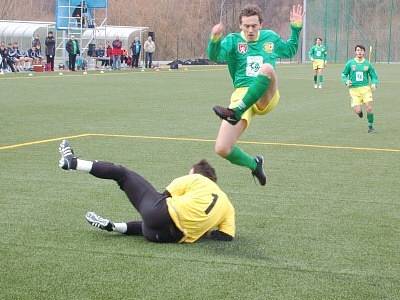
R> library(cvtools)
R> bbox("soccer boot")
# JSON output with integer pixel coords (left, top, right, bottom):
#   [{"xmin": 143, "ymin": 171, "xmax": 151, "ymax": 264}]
[
  {"xmin": 58, "ymin": 139, "xmax": 75, "ymax": 170},
  {"xmin": 318, "ymin": 84, "xmax": 322, "ymax": 89},
  {"xmin": 212, "ymin": 105, "xmax": 240, "ymax": 125},
  {"xmin": 252, "ymin": 155, "xmax": 267, "ymax": 186},
  {"xmin": 314, "ymin": 84, "xmax": 318, "ymax": 89},
  {"xmin": 357, "ymin": 111, "xmax": 363, "ymax": 118},
  {"xmin": 368, "ymin": 127, "xmax": 375, "ymax": 133},
  {"xmin": 85, "ymin": 212, "xmax": 114, "ymax": 232}
]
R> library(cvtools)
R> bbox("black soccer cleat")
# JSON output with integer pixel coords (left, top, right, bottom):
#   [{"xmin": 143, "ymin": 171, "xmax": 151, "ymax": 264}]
[
  {"xmin": 357, "ymin": 111, "xmax": 363, "ymax": 118},
  {"xmin": 252, "ymin": 155, "xmax": 267, "ymax": 186},
  {"xmin": 85, "ymin": 212, "xmax": 114, "ymax": 232},
  {"xmin": 368, "ymin": 127, "xmax": 375, "ymax": 133},
  {"xmin": 58, "ymin": 139, "xmax": 75, "ymax": 170},
  {"xmin": 212, "ymin": 105, "xmax": 240, "ymax": 125}
]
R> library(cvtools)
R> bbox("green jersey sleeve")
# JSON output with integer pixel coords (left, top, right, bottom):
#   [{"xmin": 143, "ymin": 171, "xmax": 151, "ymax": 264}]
[
  {"xmin": 341, "ymin": 60, "xmax": 351, "ymax": 84},
  {"xmin": 207, "ymin": 34, "xmax": 234, "ymax": 63},
  {"xmin": 274, "ymin": 25, "xmax": 302, "ymax": 59},
  {"xmin": 368, "ymin": 62, "xmax": 379, "ymax": 85},
  {"xmin": 308, "ymin": 46, "xmax": 315, "ymax": 61}
]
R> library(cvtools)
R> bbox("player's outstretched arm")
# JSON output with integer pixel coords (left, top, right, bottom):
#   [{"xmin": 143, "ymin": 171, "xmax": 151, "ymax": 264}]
[
  {"xmin": 274, "ymin": 4, "xmax": 305, "ymax": 59},
  {"xmin": 290, "ymin": 4, "xmax": 304, "ymax": 27},
  {"xmin": 207, "ymin": 23, "xmax": 229, "ymax": 63}
]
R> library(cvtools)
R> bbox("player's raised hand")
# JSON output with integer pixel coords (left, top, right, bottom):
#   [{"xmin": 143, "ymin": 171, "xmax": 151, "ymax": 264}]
[
  {"xmin": 290, "ymin": 4, "xmax": 304, "ymax": 27},
  {"xmin": 211, "ymin": 23, "xmax": 224, "ymax": 40}
]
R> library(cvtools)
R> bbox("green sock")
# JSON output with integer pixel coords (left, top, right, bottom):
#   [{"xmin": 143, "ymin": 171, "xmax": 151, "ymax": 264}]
[
  {"xmin": 225, "ymin": 145, "xmax": 257, "ymax": 170},
  {"xmin": 367, "ymin": 112, "xmax": 374, "ymax": 128},
  {"xmin": 314, "ymin": 75, "xmax": 317, "ymax": 83},
  {"xmin": 319, "ymin": 75, "xmax": 323, "ymax": 84},
  {"xmin": 234, "ymin": 75, "xmax": 271, "ymax": 118}
]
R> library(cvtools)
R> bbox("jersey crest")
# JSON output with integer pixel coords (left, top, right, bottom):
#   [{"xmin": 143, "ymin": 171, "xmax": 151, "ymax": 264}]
[
  {"xmin": 263, "ymin": 42, "xmax": 274, "ymax": 53},
  {"xmin": 351, "ymin": 65, "xmax": 356, "ymax": 71},
  {"xmin": 237, "ymin": 43, "xmax": 248, "ymax": 54},
  {"xmin": 363, "ymin": 66, "xmax": 369, "ymax": 71}
]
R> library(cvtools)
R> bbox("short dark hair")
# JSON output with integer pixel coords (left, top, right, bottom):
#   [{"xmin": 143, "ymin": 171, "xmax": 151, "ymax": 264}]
[
  {"xmin": 355, "ymin": 44, "xmax": 365, "ymax": 51},
  {"xmin": 315, "ymin": 37, "xmax": 323, "ymax": 42},
  {"xmin": 239, "ymin": 4, "xmax": 263, "ymax": 24},
  {"xmin": 192, "ymin": 159, "xmax": 217, "ymax": 182},
  {"xmin": 48, "ymin": 31, "xmax": 53, "ymax": 34}
]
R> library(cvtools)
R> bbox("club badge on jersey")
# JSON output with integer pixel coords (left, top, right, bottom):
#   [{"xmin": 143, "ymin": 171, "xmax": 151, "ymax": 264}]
[
  {"xmin": 263, "ymin": 42, "xmax": 274, "ymax": 53},
  {"xmin": 238, "ymin": 43, "xmax": 248, "ymax": 54}
]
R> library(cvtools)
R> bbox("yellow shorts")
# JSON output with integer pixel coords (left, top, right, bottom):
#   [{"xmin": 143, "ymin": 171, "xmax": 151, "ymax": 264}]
[
  {"xmin": 349, "ymin": 86, "xmax": 373, "ymax": 107},
  {"xmin": 312, "ymin": 59, "xmax": 325, "ymax": 70},
  {"xmin": 229, "ymin": 87, "xmax": 280, "ymax": 127}
]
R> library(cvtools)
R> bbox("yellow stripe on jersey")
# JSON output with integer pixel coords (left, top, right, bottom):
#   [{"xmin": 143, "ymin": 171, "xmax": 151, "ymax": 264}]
[{"xmin": 166, "ymin": 174, "xmax": 235, "ymax": 243}]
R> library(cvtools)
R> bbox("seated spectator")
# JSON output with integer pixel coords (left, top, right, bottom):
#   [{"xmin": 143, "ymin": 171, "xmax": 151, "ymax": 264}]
[
  {"xmin": 32, "ymin": 34, "xmax": 42, "ymax": 56},
  {"xmin": 76, "ymin": 54, "xmax": 87, "ymax": 70},
  {"xmin": 17, "ymin": 46, "xmax": 33, "ymax": 71},
  {"xmin": 8, "ymin": 42, "xmax": 22, "ymax": 71},
  {"xmin": 27, "ymin": 46, "xmax": 42, "ymax": 65},
  {"xmin": 0, "ymin": 41, "xmax": 16, "ymax": 72}
]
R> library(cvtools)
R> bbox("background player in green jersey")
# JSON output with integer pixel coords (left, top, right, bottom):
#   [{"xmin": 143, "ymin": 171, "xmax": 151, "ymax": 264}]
[
  {"xmin": 341, "ymin": 45, "xmax": 379, "ymax": 133},
  {"xmin": 207, "ymin": 4, "xmax": 304, "ymax": 185},
  {"xmin": 309, "ymin": 37, "xmax": 327, "ymax": 89}
]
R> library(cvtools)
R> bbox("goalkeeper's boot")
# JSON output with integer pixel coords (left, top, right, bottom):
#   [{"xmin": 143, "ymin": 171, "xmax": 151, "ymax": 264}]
[
  {"xmin": 252, "ymin": 155, "xmax": 267, "ymax": 186},
  {"xmin": 58, "ymin": 139, "xmax": 76, "ymax": 170},
  {"xmin": 85, "ymin": 212, "xmax": 114, "ymax": 232},
  {"xmin": 212, "ymin": 105, "xmax": 240, "ymax": 125},
  {"xmin": 357, "ymin": 110, "xmax": 363, "ymax": 118}
]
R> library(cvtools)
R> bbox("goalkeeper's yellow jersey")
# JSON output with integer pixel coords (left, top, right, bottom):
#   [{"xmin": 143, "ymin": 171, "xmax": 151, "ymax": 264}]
[{"xmin": 166, "ymin": 174, "xmax": 235, "ymax": 243}]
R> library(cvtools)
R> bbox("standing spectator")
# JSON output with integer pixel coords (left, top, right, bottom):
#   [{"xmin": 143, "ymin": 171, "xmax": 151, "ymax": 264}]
[
  {"xmin": 112, "ymin": 36, "xmax": 122, "ymax": 70},
  {"xmin": 66, "ymin": 35, "xmax": 80, "ymax": 71},
  {"xmin": 105, "ymin": 41, "xmax": 112, "ymax": 68},
  {"xmin": 45, "ymin": 31, "xmax": 56, "ymax": 71},
  {"xmin": 144, "ymin": 35, "xmax": 155, "ymax": 68},
  {"xmin": 130, "ymin": 37, "xmax": 141, "ymax": 68},
  {"xmin": 32, "ymin": 34, "xmax": 42, "ymax": 56}
]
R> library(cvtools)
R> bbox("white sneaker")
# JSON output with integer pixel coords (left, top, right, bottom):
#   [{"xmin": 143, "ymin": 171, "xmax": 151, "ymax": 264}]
[
  {"xmin": 318, "ymin": 85, "xmax": 322, "ymax": 89},
  {"xmin": 314, "ymin": 84, "xmax": 318, "ymax": 89},
  {"xmin": 58, "ymin": 139, "xmax": 75, "ymax": 170},
  {"xmin": 85, "ymin": 212, "xmax": 114, "ymax": 231}
]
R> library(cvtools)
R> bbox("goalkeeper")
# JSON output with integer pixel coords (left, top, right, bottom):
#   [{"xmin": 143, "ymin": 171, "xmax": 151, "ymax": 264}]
[{"xmin": 58, "ymin": 140, "xmax": 235, "ymax": 243}]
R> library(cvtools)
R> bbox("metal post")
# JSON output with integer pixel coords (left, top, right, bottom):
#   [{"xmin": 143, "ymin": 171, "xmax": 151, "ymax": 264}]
[
  {"xmin": 387, "ymin": 0, "xmax": 394, "ymax": 63},
  {"xmin": 334, "ymin": 0, "xmax": 339, "ymax": 63},
  {"xmin": 301, "ymin": 0, "xmax": 307, "ymax": 63}
]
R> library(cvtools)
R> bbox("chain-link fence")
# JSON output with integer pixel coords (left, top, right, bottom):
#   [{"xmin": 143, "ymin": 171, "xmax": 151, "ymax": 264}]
[{"xmin": 304, "ymin": 0, "xmax": 399, "ymax": 63}]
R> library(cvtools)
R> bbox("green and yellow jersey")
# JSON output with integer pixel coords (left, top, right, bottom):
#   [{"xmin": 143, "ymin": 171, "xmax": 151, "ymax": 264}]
[
  {"xmin": 308, "ymin": 44, "xmax": 327, "ymax": 61},
  {"xmin": 166, "ymin": 174, "xmax": 235, "ymax": 243},
  {"xmin": 341, "ymin": 58, "xmax": 379, "ymax": 88},
  {"xmin": 207, "ymin": 24, "xmax": 302, "ymax": 88}
]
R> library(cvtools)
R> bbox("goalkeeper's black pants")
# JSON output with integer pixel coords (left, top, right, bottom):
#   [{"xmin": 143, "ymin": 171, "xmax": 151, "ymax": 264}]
[{"xmin": 89, "ymin": 161, "xmax": 183, "ymax": 243}]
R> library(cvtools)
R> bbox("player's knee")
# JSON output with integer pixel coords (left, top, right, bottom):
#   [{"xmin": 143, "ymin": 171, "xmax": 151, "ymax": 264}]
[
  {"xmin": 214, "ymin": 143, "xmax": 231, "ymax": 158},
  {"xmin": 259, "ymin": 63, "xmax": 275, "ymax": 77}
]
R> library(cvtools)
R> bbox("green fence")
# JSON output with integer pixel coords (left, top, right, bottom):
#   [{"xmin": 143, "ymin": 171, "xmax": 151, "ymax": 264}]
[{"xmin": 304, "ymin": 0, "xmax": 399, "ymax": 63}]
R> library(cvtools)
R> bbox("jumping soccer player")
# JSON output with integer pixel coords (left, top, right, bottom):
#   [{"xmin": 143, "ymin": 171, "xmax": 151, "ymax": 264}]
[
  {"xmin": 208, "ymin": 4, "xmax": 304, "ymax": 185},
  {"xmin": 58, "ymin": 140, "xmax": 235, "ymax": 243},
  {"xmin": 309, "ymin": 37, "xmax": 327, "ymax": 88},
  {"xmin": 341, "ymin": 45, "xmax": 379, "ymax": 133}
]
